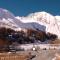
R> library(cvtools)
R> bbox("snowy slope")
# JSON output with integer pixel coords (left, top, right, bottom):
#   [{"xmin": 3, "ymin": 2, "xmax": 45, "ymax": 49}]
[
  {"xmin": 0, "ymin": 8, "xmax": 60, "ymax": 38},
  {"xmin": 16, "ymin": 12, "xmax": 60, "ymax": 38},
  {"xmin": 0, "ymin": 8, "xmax": 23, "ymax": 30},
  {"xmin": 0, "ymin": 8, "xmax": 44, "ymax": 31}
]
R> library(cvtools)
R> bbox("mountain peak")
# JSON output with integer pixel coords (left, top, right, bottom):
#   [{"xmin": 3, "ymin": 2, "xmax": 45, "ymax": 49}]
[
  {"xmin": 0, "ymin": 8, "xmax": 15, "ymax": 19},
  {"xmin": 27, "ymin": 11, "xmax": 54, "ymax": 22},
  {"xmin": 28, "ymin": 11, "xmax": 53, "ymax": 17},
  {"xmin": 0, "ymin": 8, "xmax": 8, "ymax": 12}
]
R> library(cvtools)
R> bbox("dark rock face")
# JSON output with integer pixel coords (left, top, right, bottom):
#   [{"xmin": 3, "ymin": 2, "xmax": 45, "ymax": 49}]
[
  {"xmin": 0, "ymin": 27, "xmax": 58, "ymax": 45},
  {"xmin": 15, "ymin": 29, "xmax": 58, "ymax": 43},
  {"xmin": 25, "ymin": 29, "xmax": 47, "ymax": 42},
  {"xmin": 46, "ymin": 32, "xmax": 58, "ymax": 40}
]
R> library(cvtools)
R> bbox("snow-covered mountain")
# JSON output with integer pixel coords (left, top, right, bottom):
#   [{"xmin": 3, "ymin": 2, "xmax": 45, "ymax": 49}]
[
  {"xmin": 0, "ymin": 8, "xmax": 23, "ymax": 30},
  {"xmin": 16, "ymin": 12, "xmax": 60, "ymax": 38},
  {"xmin": 0, "ymin": 8, "xmax": 45, "ymax": 31},
  {"xmin": 0, "ymin": 8, "xmax": 60, "ymax": 38}
]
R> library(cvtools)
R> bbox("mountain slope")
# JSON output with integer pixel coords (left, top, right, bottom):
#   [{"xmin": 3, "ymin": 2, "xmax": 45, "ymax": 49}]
[
  {"xmin": 16, "ymin": 12, "xmax": 60, "ymax": 38},
  {"xmin": 0, "ymin": 8, "xmax": 23, "ymax": 30},
  {"xmin": 0, "ymin": 8, "xmax": 60, "ymax": 38}
]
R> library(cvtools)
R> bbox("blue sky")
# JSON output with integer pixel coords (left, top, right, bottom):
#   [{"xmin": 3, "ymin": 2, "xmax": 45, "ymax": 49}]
[{"xmin": 0, "ymin": 0, "xmax": 60, "ymax": 16}]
